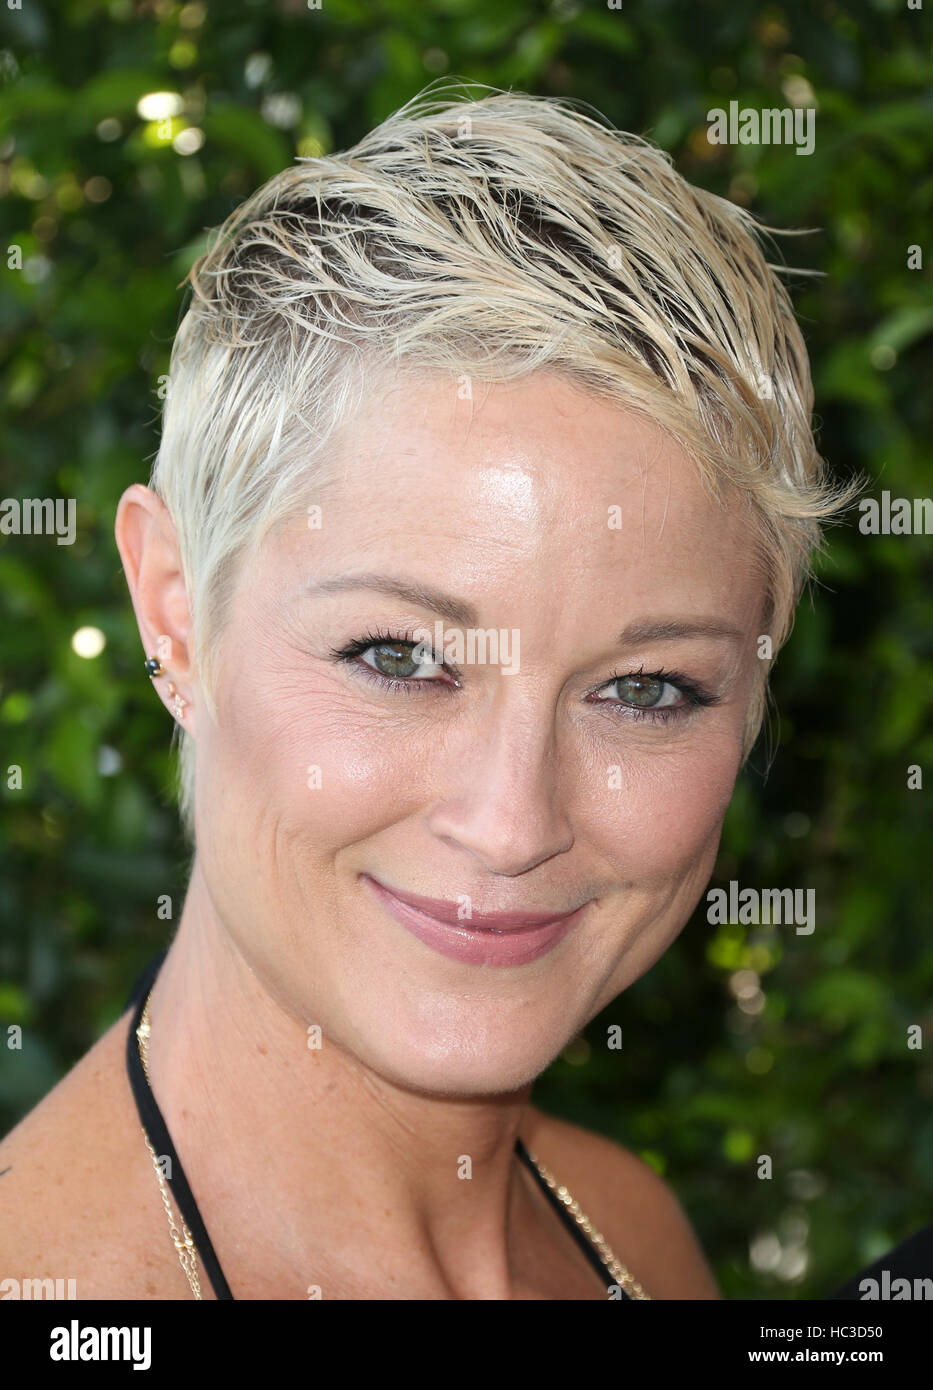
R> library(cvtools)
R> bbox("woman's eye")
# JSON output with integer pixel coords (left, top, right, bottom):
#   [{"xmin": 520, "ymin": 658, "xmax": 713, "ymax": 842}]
[
  {"xmin": 359, "ymin": 641, "xmax": 445, "ymax": 680},
  {"xmin": 593, "ymin": 674, "xmax": 684, "ymax": 710}
]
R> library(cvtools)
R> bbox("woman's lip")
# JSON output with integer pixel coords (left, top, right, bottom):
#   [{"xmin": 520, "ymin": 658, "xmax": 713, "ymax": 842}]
[
  {"xmin": 361, "ymin": 874, "xmax": 585, "ymax": 929},
  {"xmin": 361, "ymin": 874, "xmax": 589, "ymax": 967}
]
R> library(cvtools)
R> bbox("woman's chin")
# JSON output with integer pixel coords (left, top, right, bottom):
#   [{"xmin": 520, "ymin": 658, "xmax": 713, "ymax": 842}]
[
  {"xmin": 337, "ymin": 1020, "xmax": 568, "ymax": 1099},
  {"xmin": 359, "ymin": 1051, "xmax": 552, "ymax": 1100}
]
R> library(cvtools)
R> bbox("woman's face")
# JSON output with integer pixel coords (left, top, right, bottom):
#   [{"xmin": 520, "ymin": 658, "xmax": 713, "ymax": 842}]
[{"xmin": 193, "ymin": 372, "xmax": 766, "ymax": 1096}]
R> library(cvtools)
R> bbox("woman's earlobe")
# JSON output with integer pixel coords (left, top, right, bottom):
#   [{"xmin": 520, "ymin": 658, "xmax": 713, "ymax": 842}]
[
  {"xmin": 143, "ymin": 651, "xmax": 190, "ymax": 723},
  {"xmin": 167, "ymin": 682, "xmax": 188, "ymax": 722}
]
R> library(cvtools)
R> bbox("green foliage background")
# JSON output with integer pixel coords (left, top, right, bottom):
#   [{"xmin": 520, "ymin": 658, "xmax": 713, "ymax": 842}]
[{"xmin": 1, "ymin": 0, "xmax": 931, "ymax": 1299}]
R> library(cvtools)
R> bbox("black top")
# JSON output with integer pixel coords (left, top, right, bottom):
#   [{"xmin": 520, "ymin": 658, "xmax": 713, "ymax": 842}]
[
  {"xmin": 826, "ymin": 1225, "xmax": 933, "ymax": 1300},
  {"xmin": 124, "ymin": 950, "xmax": 629, "ymax": 1300}
]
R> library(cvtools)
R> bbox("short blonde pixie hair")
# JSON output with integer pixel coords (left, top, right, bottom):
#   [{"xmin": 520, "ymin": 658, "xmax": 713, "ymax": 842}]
[{"xmin": 149, "ymin": 83, "xmax": 855, "ymax": 838}]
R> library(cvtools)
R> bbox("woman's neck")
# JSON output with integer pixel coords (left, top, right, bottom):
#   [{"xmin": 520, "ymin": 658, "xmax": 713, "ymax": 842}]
[{"xmin": 144, "ymin": 863, "xmax": 538, "ymax": 1299}]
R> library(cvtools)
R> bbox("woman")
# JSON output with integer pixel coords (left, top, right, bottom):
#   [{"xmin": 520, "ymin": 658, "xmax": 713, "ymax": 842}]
[{"xmin": 0, "ymin": 86, "xmax": 855, "ymax": 1299}]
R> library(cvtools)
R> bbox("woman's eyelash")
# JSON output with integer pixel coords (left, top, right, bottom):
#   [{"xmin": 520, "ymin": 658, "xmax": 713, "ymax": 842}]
[
  {"xmin": 592, "ymin": 666, "xmax": 720, "ymax": 723},
  {"xmin": 328, "ymin": 629, "xmax": 422, "ymax": 662},
  {"xmin": 328, "ymin": 630, "xmax": 458, "ymax": 693},
  {"xmin": 329, "ymin": 635, "xmax": 719, "ymax": 722}
]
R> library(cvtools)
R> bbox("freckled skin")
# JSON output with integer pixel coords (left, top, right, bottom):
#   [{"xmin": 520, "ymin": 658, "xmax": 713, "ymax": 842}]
[{"xmin": 192, "ymin": 372, "xmax": 765, "ymax": 1097}]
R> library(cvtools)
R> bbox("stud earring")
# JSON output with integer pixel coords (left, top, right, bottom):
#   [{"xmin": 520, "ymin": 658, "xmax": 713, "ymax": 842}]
[
  {"xmin": 167, "ymin": 682, "xmax": 187, "ymax": 721},
  {"xmin": 144, "ymin": 656, "xmax": 166, "ymax": 678}
]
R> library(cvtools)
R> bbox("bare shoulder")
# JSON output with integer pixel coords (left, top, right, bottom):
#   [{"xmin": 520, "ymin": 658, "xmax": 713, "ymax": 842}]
[
  {"xmin": 0, "ymin": 1009, "xmax": 190, "ymax": 1300},
  {"xmin": 524, "ymin": 1105, "xmax": 719, "ymax": 1300}
]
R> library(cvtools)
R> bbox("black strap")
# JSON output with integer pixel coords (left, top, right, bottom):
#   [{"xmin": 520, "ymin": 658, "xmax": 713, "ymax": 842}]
[
  {"xmin": 124, "ymin": 951, "xmax": 235, "ymax": 1301},
  {"xmin": 825, "ymin": 1222, "xmax": 933, "ymax": 1299},
  {"xmin": 514, "ymin": 1136, "xmax": 630, "ymax": 1297}
]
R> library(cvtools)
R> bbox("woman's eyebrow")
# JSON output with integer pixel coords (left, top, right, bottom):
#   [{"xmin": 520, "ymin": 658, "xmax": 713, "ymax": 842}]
[
  {"xmin": 306, "ymin": 573, "xmax": 478, "ymax": 627},
  {"xmin": 305, "ymin": 578, "xmax": 743, "ymax": 647},
  {"xmin": 617, "ymin": 618, "xmax": 744, "ymax": 646}
]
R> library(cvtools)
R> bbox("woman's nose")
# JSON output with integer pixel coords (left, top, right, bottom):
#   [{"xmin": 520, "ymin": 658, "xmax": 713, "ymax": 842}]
[{"xmin": 424, "ymin": 692, "xmax": 575, "ymax": 877}]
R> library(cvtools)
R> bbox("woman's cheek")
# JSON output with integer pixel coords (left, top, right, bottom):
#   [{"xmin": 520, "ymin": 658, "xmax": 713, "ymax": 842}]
[
  {"xmin": 245, "ymin": 691, "xmax": 438, "ymax": 845},
  {"xmin": 583, "ymin": 730, "xmax": 742, "ymax": 881}
]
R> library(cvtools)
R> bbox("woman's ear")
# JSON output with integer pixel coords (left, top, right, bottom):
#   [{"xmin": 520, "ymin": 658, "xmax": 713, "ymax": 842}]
[{"xmin": 115, "ymin": 483, "xmax": 197, "ymax": 735}]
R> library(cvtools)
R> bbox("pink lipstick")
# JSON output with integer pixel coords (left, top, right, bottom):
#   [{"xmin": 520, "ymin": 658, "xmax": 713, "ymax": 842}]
[{"xmin": 362, "ymin": 874, "xmax": 589, "ymax": 966}]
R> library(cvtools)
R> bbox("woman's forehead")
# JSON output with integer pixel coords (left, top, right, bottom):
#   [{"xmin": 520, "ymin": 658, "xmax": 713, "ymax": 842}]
[
  {"xmin": 321, "ymin": 375, "xmax": 722, "ymax": 518},
  {"xmin": 253, "ymin": 408, "xmax": 764, "ymax": 646}
]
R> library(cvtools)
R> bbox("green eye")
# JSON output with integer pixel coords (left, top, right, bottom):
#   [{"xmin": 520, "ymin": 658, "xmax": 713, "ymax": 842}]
[
  {"xmin": 589, "ymin": 673, "xmax": 687, "ymax": 712},
  {"xmin": 361, "ymin": 642, "xmax": 444, "ymax": 680},
  {"xmin": 368, "ymin": 642, "xmax": 419, "ymax": 677},
  {"xmin": 615, "ymin": 675, "xmax": 666, "ymax": 708}
]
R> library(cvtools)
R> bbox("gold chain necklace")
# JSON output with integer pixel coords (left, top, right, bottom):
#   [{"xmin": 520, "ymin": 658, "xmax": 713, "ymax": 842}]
[
  {"xmin": 518, "ymin": 1147, "xmax": 650, "ymax": 1299},
  {"xmin": 135, "ymin": 986, "xmax": 649, "ymax": 1301},
  {"xmin": 135, "ymin": 987, "xmax": 202, "ymax": 1299}
]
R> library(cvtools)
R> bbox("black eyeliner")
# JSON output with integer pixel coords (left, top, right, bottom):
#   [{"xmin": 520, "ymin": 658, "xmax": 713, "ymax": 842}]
[{"xmin": 600, "ymin": 665, "xmax": 721, "ymax": 708}]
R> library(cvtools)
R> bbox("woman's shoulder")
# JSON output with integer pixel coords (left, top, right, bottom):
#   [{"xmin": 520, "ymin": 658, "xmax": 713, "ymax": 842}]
[
  {"xmin": 0, "ymin": 1008, "xmax": 191, "ymax": 1299},
  {"xmin": 524, "ymin": 1104, "xmax": 719, "ymax": 1299}
]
